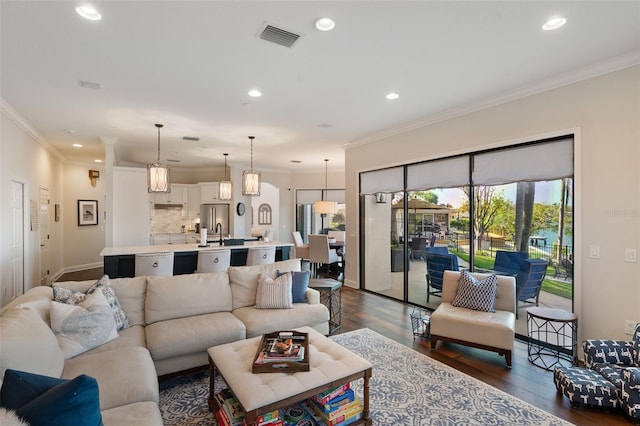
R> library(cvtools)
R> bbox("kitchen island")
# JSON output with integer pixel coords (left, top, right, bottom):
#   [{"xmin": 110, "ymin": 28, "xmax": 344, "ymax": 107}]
[{"xmin": 100, "ymin": 241, "xmax": 293, "ymax": 278}]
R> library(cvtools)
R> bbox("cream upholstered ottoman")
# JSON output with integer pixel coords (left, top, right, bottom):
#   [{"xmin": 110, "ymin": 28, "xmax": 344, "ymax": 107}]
[{"xmin": 207, "ymin": 326, "xmax": 372, "ymax": 425}]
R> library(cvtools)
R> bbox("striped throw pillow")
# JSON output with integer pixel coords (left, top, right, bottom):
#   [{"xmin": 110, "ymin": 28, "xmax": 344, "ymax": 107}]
[
  {"xmin": 255, "ymin": 272, "xmax": 293, "ymax": 309},
  {"xmin": 451, "ymin": 270, "xmax": 498, "ymax": 312}
]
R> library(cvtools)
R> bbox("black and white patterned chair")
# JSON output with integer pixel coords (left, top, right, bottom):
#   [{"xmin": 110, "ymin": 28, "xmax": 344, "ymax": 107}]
[{"xmin": 554, "ymin": 323, "xmax": 640, "ymax": 421}]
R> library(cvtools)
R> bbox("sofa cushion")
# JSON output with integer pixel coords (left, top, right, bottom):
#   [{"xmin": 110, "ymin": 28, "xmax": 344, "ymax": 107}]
[
  {"xmin": 62, "ymin": 346, "xmax": 158, "ymax": 411},
  {"xmin": 451, "ymin": 270, "xmax": 498, "ymax": 312},
  {"xmin": 0, "ymin": 286, "xmax": 53, "ymax": 322},
  {"xmin": 108, "ymin": 277, "xmax": 147, "ymax": 327},
  {"xmin": 1, "ymin": 370, "xmax": 102, "ymax": 426},
  {"xmin": 0, "ymin": 309, "xmax": 64, "ymax": 386},
  {"xmin": 229, "ymin": 259, "xmax": 301, "ymax": 310},
  {"xmin": 255, "ymin": 273, "xmax": 293, "ymax": 309},
  {"xmin": 101, "ymin": 401, "xmax": 163, "ymax": 426},
  {"xmin": 145, "ymin": 272, "xmax": 231, "ymax": 325},
  {"xmin": 53, "ymin": 275, "xmax": 129, "ymax": 330},
  {"xmin": 145, "ymin": 312, "xmax": 246, "ymax": 361},
  {"xmin": 82, "ymin": 325, "xmax": 146, "ymax": 356},
  {"xmin": 430, "ymin": 302, "xmax": 515, "ymax": 351},
  {"xmin": 233, "ymin": 304, "xmax": 330, "ymax": 339},
  {"xmin": 50, "ymin": 291, "xmax": 119, "ymax": 359},
  {"xmin": 277, "ymin": 270, "xmax": 309, "ymax": 303}
]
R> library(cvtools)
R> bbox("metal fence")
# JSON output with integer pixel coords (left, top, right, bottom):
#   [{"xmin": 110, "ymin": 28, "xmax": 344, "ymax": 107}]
[{"xmin": 449, "ymin": 232, "xmax": 573, "ymax": 261}]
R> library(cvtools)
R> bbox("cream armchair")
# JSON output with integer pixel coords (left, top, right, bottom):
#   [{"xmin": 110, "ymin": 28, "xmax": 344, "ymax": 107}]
[{"xmin": 430, "ymin": 270, "xmax": 516, "ymax": 367}]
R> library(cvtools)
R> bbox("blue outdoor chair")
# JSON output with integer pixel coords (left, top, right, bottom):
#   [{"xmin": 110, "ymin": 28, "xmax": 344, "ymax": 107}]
[
  {"xmin": 493, "ymin": 250, "xmax": 529, "ymax": 275},
  {"xmin": 425, "ymin": 246, "xmax": 448, "ymax": 255},
  {"xmin": 515, "ymin": 258, "xmax": 548, "ymax": 317},
  {"xmin": 425, "ymin": 253, "xmax": 459, "ymax": 302}
]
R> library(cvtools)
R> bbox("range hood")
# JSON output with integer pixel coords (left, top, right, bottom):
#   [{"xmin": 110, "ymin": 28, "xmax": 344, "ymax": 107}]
[{"xmin": 154, "ymin": 204, "xmax": 183, "ymax": 210}]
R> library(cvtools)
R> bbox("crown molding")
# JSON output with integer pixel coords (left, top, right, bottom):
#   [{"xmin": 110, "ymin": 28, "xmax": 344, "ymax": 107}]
[
  {"xmin": 344, "ymin": 52, "xmax": 640, "ymax": 150},
  {"xmin": 1, "ymin": 98, "xmax": 66, "ymax": 162}
]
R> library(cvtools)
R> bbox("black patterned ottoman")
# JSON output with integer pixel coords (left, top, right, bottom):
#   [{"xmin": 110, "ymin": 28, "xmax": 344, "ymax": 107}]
[{"xmin": 554, "ymin": 366, "xmax": 619, "ymax": 408}]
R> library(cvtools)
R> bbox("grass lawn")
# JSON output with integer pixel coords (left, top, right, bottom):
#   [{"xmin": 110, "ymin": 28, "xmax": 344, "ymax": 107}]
[{"xmin": 451, "ymin": 250, "xmax": 573, "ymax": 299}]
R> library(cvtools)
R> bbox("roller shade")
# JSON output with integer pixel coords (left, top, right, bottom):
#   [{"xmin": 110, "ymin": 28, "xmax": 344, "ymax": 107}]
[
  {"xmin": 407, "ymin": 155, "xmax": 470, "ymax": 191},
  {"xmin": 296, "ymin": 189, "xmax": 322, "ymax": 205},
  {"xmin": 360, "ymin": 167, "xmax": 404, "ymax": 194},
  {"xmin": 473, "ymin": 139, "xmax": 573, "ymax": 185},
  {"xmin": 325, "ymin": 189, "xmax": 345, "ymax": 204}
]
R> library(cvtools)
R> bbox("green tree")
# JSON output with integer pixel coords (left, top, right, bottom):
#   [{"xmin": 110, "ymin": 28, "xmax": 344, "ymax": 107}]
[
  {"xmin": 461, "ymin": 186, "xmax": 507, "ymax": 246},
  {"xmin": 412, "ymin": 191, "xmax": 439, "ymax": 204},
  {"xmin": 514, "ymin": 182, "xmax": 535, "ymax": 252}
]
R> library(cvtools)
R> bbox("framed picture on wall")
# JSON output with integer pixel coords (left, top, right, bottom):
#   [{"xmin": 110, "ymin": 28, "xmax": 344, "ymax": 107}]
[{"xmin": 78, "ymin": 200, "xmax": 98, "ymax": 226}]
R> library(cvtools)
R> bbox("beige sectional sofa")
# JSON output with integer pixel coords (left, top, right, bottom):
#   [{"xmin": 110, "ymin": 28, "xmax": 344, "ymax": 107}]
[{"xmin": 0, "ymin": 258, "xmax": 329, "ymax": 425}]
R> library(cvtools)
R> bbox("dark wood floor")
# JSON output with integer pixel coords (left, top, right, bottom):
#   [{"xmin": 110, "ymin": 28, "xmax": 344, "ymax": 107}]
[
  {"xmin": 56, "ymin": 269, "xmax": 632, "ymax": 425},
  {"xmin": 336, "ymin": 286, "xmax": 632, "ymax": 426}
]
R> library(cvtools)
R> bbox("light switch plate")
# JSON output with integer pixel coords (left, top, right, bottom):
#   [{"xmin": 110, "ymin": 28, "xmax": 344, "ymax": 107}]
[
  {"xmin": 589, "ymin": 245, "xmax": 600, "ymax": 259},
  {"xmin": 625, "ymin": 248, "xmax": 637, "ymax": 263}
]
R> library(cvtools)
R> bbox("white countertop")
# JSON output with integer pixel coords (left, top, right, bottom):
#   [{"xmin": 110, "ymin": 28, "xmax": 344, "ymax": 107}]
[{"xmin": 100, "ymin": 241, "xmax": 293, "ymax": 257}]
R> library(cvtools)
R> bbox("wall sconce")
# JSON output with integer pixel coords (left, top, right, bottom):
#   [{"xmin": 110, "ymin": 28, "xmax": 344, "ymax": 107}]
[
  {"xmin": 375, "ymin": 193, "xmax": 388, "ymax": 203},
  {"xmin": 89, "ymin": 170, "xmax": 100, "ymax": 187}
]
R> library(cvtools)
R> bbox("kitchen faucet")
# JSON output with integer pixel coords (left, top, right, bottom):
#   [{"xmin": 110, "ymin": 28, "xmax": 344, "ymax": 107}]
[{"xmin": 215, "ymin": 222, "xmax": 223, "ymax": 245}]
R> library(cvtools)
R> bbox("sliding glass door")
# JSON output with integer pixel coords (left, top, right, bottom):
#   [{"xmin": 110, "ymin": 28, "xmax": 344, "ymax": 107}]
[{"xmin": 359, "ymin": 137, "xmax": 574, "ymax": 338}]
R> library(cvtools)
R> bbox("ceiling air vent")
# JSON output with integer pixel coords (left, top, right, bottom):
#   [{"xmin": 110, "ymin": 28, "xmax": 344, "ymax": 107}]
[
  {"xmin": 258, "ymin": 23, "xmax": 301, "ymax": 48},
  {"xmin": 182, "ymin": 136, "xmax": 200, "ymax": 141}
]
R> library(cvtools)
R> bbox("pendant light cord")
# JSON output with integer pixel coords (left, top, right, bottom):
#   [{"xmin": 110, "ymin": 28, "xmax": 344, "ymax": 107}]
[
  {"xmin": 223, "ymin": 153, "xmax": 229, "ymax": 180},
  {"xmin": 155, "ymin": 123, "xmax": 163, "ymax": 163},
  {"xmin": 249, "ymin": 136, "xmax": 255, "ymax": 171},
  {"xmin": 324, "ymin": 159, "xmax": 329, "ymax": 198}
]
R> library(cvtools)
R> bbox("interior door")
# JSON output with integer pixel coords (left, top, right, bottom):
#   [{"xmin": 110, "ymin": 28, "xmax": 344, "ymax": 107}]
[
  {"xmin": 8, "ymin": 180, "xmax": 25, "ymax": 303},
  {"xmin": 39, "ymin": 187, "xmax": 50, "ymax": 286}
]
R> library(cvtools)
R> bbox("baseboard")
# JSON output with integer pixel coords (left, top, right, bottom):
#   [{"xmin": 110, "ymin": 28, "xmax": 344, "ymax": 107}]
[
  {"xmin": 51, "ymin": 262, "xmax": 103, "ymax": 282},
  {"xmin": 343, "ymin": 278, "xmax": 358, "ymax": 289}
]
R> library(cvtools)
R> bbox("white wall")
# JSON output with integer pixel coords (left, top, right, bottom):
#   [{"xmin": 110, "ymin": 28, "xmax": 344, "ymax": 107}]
[
  {"xmin": 62, "ymin": 163, "xmax": 105, "ymax": 270},
  {"xmin": 345, "ymin": 65, "xmax": 640, "ymax": 341},
  {"xmin": 0, "ymin": 109, "xmax": 64, "ymax": 304}
]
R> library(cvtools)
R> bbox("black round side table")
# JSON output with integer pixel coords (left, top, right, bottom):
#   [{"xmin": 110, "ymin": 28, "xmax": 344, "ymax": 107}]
[{"xmin": 527, "ymin": 307, "xmax": 578, "ymax": 371}]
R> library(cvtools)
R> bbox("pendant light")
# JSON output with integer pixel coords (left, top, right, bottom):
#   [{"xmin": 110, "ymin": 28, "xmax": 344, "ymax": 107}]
[
  {"xmin": 242, "ymin": 136, "xmax": 260, "ymax": 196},
  {"xmin": 218, "ymin": 153, "xmax": 232, "ymax": 201},
  {"xmin": 314, "ymin": 159, "xmax": 337, "ymax": 214},
  {"xmin": 147, "ymin": 123, "xmax": 171, "ymax": 193}
]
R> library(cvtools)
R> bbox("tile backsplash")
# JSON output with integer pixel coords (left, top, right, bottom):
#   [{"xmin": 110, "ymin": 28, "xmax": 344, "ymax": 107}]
[{"xmin": 150, "ymin": 208, "xmax": 196, "ymax": 234}]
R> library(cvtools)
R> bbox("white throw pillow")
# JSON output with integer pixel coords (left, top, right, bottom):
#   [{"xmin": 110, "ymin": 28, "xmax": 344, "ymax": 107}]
[
  {"xmin": 255, "ymin": 272, "xmax": 293, "ymax": 309},
  {"xmin": 50, "ymin": 291, "xmax": 118, "ymax": 359},
  {"xmin": 0, "ymin": 408, "xmax": 29, "ymax": 426}
]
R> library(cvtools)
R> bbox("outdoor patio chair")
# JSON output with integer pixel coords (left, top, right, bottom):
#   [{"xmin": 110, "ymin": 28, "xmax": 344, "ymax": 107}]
[
  {"xmin": 515, "ymin": 258, "xmax": 548, "ymax": 316},
  {"xmin": 411, "ymin": 237, "xmax": 428, "ymax": 260},
  {"xmin": 425, "ymin": 252, "xmax": 459, "ymax": 302},
  {"xmin": 560, "ymin": 258, "xmax": 573, "ymax": 280},
  {"xmin": 493, "ymin": 250, "xmax": 529, "ymax": 275}
]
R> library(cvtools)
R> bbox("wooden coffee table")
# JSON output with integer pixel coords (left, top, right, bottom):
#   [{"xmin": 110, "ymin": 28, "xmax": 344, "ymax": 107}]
[{"xmin": 207, "ymin": 326, "xmax": 372, "ymax": 426}]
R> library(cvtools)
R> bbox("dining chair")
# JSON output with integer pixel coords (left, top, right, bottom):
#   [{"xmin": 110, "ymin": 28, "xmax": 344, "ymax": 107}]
[
  {"xmin": 308, "ymin": 234, "xmax": 341, "ymax": 278},
  {"xmin": 410, "ymin": 237, "xmax": 428, "ymax": 260},
  {"xmin": 515, "ymin": 258, "xmax": 548, "ymax": 317},
  {"xmin": 246, "ymin": 246, "xmax": 276, "ymax": 266},
  {"xmin": 196, "ymin": 249, "xmax": 231, "ymax": 273},
  {"xmin": 135, "ymin": 252, "xmax": 174, "ymax": 277},
  {"xmin": 291, "ymin": 231, "xmax": 310, "ymax": 260},
  {"xmin": 425, "ymin": 252, "xmax": 459, "ymax": 302}
]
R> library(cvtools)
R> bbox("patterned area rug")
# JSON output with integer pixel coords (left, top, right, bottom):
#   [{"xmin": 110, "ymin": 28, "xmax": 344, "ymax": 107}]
[{"xmin": 159, "ymin": 328, "xmax": 572, "ymax": 425}]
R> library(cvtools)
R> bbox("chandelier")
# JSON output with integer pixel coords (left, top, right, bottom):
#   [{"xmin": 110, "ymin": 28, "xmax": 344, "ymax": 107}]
[{"xmin": 147, "ymin": 123, "xmax": 170, "ymax": 193}]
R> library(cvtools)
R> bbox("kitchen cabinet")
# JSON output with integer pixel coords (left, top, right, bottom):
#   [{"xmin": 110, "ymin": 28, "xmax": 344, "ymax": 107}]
[
  {"xmin": 199, "ymin": 182, "xmax": 219, "ymax": 203},
  {"xmin": 182, "ymin": 186, "xmax": 201, "ymax": 219},
  {"xmin": 152, "ymin": 233, "xmax": 187, "ymax": 245},
  {"xmin": 152, "ymin": 184, "xmax": 184, "ymax": 206}
]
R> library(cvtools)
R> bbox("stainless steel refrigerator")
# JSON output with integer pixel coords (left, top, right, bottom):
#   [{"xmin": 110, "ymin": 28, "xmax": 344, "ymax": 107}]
[{"xmin": 200, "ymin": 204, "xmax": 230, "ymax": 240}]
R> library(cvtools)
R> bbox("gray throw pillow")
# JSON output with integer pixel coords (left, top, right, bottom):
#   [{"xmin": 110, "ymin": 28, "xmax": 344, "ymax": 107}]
[{"xmin": 451, "ymin": 270, "xmax": 498, "ymax": 312}]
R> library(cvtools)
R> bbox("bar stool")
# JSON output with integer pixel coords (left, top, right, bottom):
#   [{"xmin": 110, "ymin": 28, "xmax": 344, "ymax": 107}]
[
  {"xmin": 135, "ymin": 252, "xmax": 174, "ymax": 277},
  {"xmin": 246, "ymin": 246, "xmax": 276, "ymax": 266},
  {"xmin": 196, "ymin": 249, "xmax": 231, "ymax": 273}
]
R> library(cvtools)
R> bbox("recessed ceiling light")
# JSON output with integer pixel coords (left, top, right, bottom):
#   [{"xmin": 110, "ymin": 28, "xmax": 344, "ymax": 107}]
[
  {"xmin": 76, "ymin": 5, "xmax": 102, "ymax": 21},
  {"xmin": 73, "ymin": 143, "xmax": 83, "ymax": 148},
  {"xmin": 315, "ymin": 18, "xmax": 335, "ymax": 32},
  {"xmin": 542, "ymin": 17, "xmax": 567, "ymax": 31},
  {"xmin": 94, "ymin": 159, "xmax": 102, "ymax": 163},
  {"xmin": 386, "ymin": 92, "xmax": 400, "ymax": 100},
  {"xmin": 248, "ymin": 89, "xmax": 262, "ymax": 97},
  {"xmin": 65, "ymin": 129, "xmax": 75, "ymax": 134}
]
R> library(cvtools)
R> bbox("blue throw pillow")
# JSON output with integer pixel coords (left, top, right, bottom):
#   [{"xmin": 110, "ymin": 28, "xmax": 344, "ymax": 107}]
[
  {"xmin": 0, "ymin": 369, "xmax": 103, "ymax": 426},
  {"xmin": 276, "ymin": 270, "xmax": 310, "ymax": 303}
]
